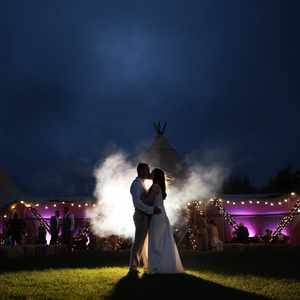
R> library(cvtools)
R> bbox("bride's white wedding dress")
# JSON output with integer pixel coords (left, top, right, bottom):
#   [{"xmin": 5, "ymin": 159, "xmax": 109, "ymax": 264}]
[{"xmin": 143, "ymin": 187, "xmax": 184, "ymax": 274}]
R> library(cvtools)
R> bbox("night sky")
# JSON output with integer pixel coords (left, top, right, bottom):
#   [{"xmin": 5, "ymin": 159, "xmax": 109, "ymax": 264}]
[{"xmin": 0, "ymin": 1, "xmax": 297, "ymax": 196}]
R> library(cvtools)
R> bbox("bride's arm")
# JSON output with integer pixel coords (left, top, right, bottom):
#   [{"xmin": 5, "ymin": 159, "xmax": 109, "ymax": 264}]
[{"xmin": 141, "ymin": 184, "xmax": 160, "ymax": 205}]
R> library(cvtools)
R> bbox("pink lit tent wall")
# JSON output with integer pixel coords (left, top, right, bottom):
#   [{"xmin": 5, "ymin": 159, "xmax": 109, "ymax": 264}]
[
  {"xmin": 1, "ymin": 194, "xmax": 300, "ymax": 246},
  {"xmin": 208, "ymin": 194, "xmax": 300, "ymax": 245},
  {"xmin": 0, "ymin": 197, "xmax": 96, "ymax": 244}
]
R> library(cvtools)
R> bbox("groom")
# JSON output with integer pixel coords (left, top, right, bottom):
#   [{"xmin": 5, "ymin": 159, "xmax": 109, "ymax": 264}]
[{"xmin": 128, "ymin": 162, "xmax": 161, "ymax": 276}]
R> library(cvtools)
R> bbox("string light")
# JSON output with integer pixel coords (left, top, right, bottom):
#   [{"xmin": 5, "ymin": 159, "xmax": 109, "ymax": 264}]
[
  {"xmin": 213, "ymin": 198, "xmax": 239, "ymax": 231},
  {"xmin": 271, "ymin": 198, "xmax": 300, "ymax": 241}
]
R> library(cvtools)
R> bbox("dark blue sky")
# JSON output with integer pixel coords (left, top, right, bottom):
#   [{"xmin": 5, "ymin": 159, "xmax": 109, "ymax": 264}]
[{"xmin": 0, "ymin": 1, "xmax": 297, "ymax": 196}]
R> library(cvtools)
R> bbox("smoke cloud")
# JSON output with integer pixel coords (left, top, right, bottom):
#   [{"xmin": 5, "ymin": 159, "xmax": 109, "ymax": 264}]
[{"xmin": 87, "ymin": 151, "xmax": 225, "ymax": 238}]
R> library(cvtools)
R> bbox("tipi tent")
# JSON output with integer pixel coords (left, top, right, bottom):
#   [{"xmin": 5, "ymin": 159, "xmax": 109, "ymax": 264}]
[{"xmin": 140, "ymin": 122, "xmax": 188, "ymax": 182}]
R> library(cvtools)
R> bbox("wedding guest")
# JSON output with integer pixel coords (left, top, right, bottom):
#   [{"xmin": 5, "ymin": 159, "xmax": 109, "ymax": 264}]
[
  {"xmin": 37, "ymin": 222, "xmax": 47, "ymax": 245},
  {"xmin": 50, "ymin": 210, "xmax": 60, "ymax": 245},
  {"xmin": 198, "ymin": 215, "xmax": 208, "ymax": 251},
  {"xmin": 208, "ymin": 219, "xmax": 223, "ymax": 252},
  {"xmin": 236, "ymin": 223, "xmax": 249, "ymax": 243},
  {"xmin": 62, "ymin": 207, "xmax": 75, "ymax": 250},
  {"xmin": 9, "ymin": 213, "xmax": 26, "ymax": 246},
  {"xmin": 263, "ymin": 229, "xmax": 272, "ymax": 243}
]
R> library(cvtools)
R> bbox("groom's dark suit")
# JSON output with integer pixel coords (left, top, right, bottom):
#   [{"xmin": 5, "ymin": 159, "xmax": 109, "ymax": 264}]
[{"xmin": 129, "ymin": 177, "xmax": 154, "ymax": 270}]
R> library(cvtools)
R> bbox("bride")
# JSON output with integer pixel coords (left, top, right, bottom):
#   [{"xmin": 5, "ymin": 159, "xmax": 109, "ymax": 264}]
[{"xmin": 142, "ymin": 168, "xmax": 184, "ymax": 274}]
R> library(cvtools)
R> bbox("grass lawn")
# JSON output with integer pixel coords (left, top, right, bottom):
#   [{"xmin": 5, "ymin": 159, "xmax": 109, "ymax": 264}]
[{"xmin": 0, "ymin": 247, "xmax": 299, "ymax": 299}]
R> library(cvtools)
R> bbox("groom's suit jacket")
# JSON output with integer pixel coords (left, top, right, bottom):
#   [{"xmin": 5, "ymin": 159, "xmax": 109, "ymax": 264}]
[{"xmin": 130, "ymin": 177, "xmax": 154, "ymax": 216}]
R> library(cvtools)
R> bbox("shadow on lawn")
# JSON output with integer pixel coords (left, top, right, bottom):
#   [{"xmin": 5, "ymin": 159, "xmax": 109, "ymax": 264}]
[
  {"xmin": 108, "ymin": 272, "xmax": 271, "ymax": 300},
  {"xmin": 183, "ymin": 248, "xmax": 300, "ymax": 280}
]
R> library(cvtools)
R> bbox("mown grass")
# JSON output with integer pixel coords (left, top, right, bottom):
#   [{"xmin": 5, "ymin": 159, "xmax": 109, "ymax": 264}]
[{"xmin": 0, "ymin": 247, "xmax": 299, "ymax": 300}]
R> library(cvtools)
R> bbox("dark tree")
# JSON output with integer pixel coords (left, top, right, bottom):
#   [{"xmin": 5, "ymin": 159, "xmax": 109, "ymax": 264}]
[
  {"xmin": 221, "ymin": 174, "xmax": 256, "ymax": 194},
  {"xmin": 265, "ymin": 166, "xmax": 300, "ymax": 193}
]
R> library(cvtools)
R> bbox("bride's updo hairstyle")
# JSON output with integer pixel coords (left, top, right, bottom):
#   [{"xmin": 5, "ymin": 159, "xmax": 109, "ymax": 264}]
[{"xmin": 151, "ymin": 168, "xmax": 167, "ymax": 200}]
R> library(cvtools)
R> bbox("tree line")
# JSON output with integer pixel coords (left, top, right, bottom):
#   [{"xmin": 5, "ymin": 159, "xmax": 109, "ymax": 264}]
[{"xmin": 221, "ymin": 166, "xmax": 300, "ymax": 194}]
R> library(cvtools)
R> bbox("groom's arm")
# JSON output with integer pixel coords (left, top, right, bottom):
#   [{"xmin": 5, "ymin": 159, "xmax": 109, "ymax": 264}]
[
  {"xmin": 141, "ymin": 185, "xmax": 160, "ymax": 206},
  {"xmin": 130, "ymin": 181, "xmax": 154, "ymax": 215}
]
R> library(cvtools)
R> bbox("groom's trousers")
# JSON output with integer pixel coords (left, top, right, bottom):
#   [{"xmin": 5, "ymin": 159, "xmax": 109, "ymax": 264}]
[{"xmin": 129, "ymin": 210, "xmax": 150, "ymax": 270}]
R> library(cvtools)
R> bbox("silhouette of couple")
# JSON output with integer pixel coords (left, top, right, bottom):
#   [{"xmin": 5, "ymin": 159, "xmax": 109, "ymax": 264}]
[{"xmin": 128, "ymin": 163, "xmax": 184, "ymax": 276}]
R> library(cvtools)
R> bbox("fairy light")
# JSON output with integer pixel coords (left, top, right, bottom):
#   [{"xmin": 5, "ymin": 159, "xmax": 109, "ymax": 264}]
[
  {"xmin": 256, "ymin": 201, "xmax": 260, "ymax": 204},
  {"xmin": 213, "ymin": 198, "xmax": 239, "ymax": 231},
  {"xmin": 53, "ymin": 204, "xmax": 57, "ymax": 207},
  {"xmin": 270, "ymin": 203, "xmax": 274, "ymax": 206},
  {"xmin": 241, "ymin": 201, "xmax": 245, "ymax": 205},
  {"xmin": 71, "ymin": 203, "xmax": 74, "ymax": 207},
  {"xmin": 35, "ymin": 203, "xmax": 40, "ymax": 207},
  {"xmin": 45, "ymin": 206, "xmax": 48, "ymax": 209},
  {"xmin": 265, "ymin": 202, "xmax": 268, "ymax": 205},
  {"xmin": 278, "ymin": 202, "xmax": 282, "ymax": 205},
  {"xmin": 20, "ymin": 201, "xmax": 24, "ymax": 204},
  {"xmin": 78, "ymin": 204, "xmax": 82, "ymax": 208},
  {"xmin": 11, "ymin": 204, "xmax": 16, "ymax": 210},
  {"xmin": 284, "ymin": 199, "xmax": 288, "ymax": 203},
  {"xmin": 85, "ymin": 203, "xmax": 89, "ymax": 206},
  {"xmin": 249, "ymin": 200, "xmax": 253, "ymax": 204},
  {"xmin": 92, "ymin": 204, "xmax": 96, "ymax": 208},
  {"xmin": 226, "ymin": 201, "xmax": 230, "ymax": 204},
  {"xmin": 3, "ymin": 214, "xmax": 7, "ymax": 218},
  {"xmin": 271, "ymin": 197, "xmax": 300, "ymax": 241},
  {"xmin": 291, "ymin": 192, "xmax": 296, "ymax": 196}
]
